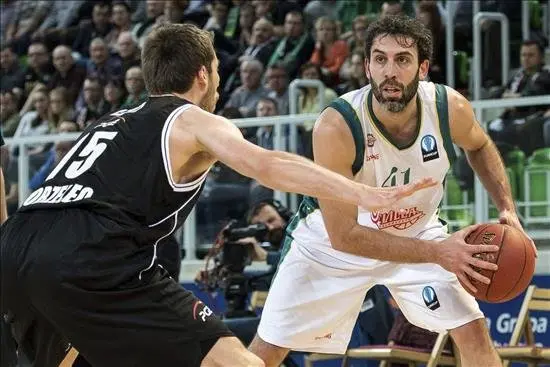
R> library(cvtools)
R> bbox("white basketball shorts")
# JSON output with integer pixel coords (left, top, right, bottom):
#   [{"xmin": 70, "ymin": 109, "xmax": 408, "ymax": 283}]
[{"xmin": 257, "ymin": 230, "xmax": 484, "ymax": 354}]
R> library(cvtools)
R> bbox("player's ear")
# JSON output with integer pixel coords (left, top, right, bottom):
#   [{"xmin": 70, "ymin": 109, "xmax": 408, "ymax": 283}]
[
  {"xmin": 198, "ymin": 65, "xmax": 208, "ymax": 87},
  {"xmin": 364, "ymin": 57, "xmax": 371, "ymax": 79},
  {"xmin": 419, "ymin": 59, "xmax": 429, "ymax": 80}
]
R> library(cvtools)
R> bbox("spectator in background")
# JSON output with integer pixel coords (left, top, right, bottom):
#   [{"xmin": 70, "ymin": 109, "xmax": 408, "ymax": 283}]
[
  {"xmin": 381, "ymin": 1, "xmax": 404, "ymax": 17},
  {"xmin": 267, "ymin": 11, "xmax": 315, "ymax": 79},
  {"xmin": 12, "ymin": 88, "xmax": 51, "ymax": 159},
  {"xmin": 488, "ymin": 40, "xmax": 550, "ymax": 156},
  {"xmin": 3, "ymin": 1, "xmax": 51, "ymax": 56},
  {"xmin": 0, "ymin": 43, "xmax": 25, "ymax": 92},
  {"xmin": 248, "ymin": 97, "xmax": 282, "ymax": 205},
  {"xmin": 416, "ymin": 1, "xmax": 446, "ymax": 84},
  {"xmin": 72, "ymin": 2, "xmax": 112, "ymax": 58},
  {"xmin": 337, "ymin": 49, "xmax": 369, "ymax": 95},
  {"xmin": 498, "ymin": 40, "xmax": 550, "ymax": 109},
  {"xmin": 242, "ymin": 17, "xmax": 275, "ymax": 68},
  {"xmin": 0, "ymin": 90, "xmax": 20, "ymax": 138},
  {"xmin": 255, "ymin": 97, "xmax": 280, "ymax": 150},
  {"xmin": 21, "ymin": 41, "xmax": 54, "ymax": 98},
  {"xmin": 297, "ymin": 62, "xmax": 338, "ymax": 159},
  {"xmin": 347, "ymin": 15, "xmax": 371, "ymax": 53},
  {"xmin": 104, "ymin": 78, "xmax": 127, "ymax": 112},
  {"xmin": 121, "ymin": 66, "xmax": 148, "ymax": 109},
  {"xmin": 48, "ymin": 45, "xmax": 87, "ymax": 106},
  {"xmin": 0, "ymin": 139, "xmax": 18, "ymax": 215},
  {"xmin": 265, "ymin": 62, "xmax": 290, "ymax": 115},
  {"xmin": 221, "ymin": 17, "xmax": 275, "ymax": 96},
  {"xmin": 117, "ymin": 31, "xmax": 142, "ymax": 73},
  {"xmin": 310, "ymin": 17, "xmax": 349, "ymax": 87},
  {"xmin": 303, "ymin": 0, "xmax": 339, "ymax": 30},
  {"xmin": 204, "ymin": 0, "xmax": 231, "ymax": 32},
  {"xmin": 105, "ymin": 1, "xmax": 133, "ymax": 52},
  {"xmin": 31, "ymin": 0, "xmax": 85, "ymax": 51},
  {"xmin": 251, "ymin": 0, "xmax": 301, "ymax": 38},
  {"xmin": 86, "ymin": 37, "xmax": 123, "ymax": 87},
  {"xmin": 132, "ymin": 0, "xmax": 165, "ymax": 49},
  {"xmin": 339, "ymin": 15, "xmax": 374, "ymax": 82},
  {"xmin": 0, "ymin": 0, "xmax": 17, "ymax": 43},
  {"xmin": 29, "ymin": 120, "xmax": 80, "ymax": 191},
  {"xmin": 75, "ymin": 77, "xmax": 110, "ymax": 129},
  {"xmin": 233, "ymin": 2, "xmax": 257, "ymax": 49},
  {"xmin": 48, "ymin": 87, "xmax": 74, "ymax": 131},
  {"xmin": 224, "ymin": 59, "xmax": 269, "ymax": 117}
]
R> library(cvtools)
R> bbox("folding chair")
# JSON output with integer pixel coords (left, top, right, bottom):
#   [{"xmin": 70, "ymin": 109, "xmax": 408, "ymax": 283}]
[
  {"xmin": 497, "ymin": 285, "xmax": 550, "ymax": 367},
  {"xmin": 341, "ymin": 331, "xmax": 460, "ymax": 367},
  {"xmin": 58, "ymin": 347, "xmax": 79, "ymax": 367},
  {"xmin": 303, "ymin": 352, "xmax": 345, "ymax": 367}
]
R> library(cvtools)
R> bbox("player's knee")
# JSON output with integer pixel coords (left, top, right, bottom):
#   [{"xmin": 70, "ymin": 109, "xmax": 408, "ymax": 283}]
[{"xmin": 450, "ymin": 318, "xmax": 493, "ymax": 350}]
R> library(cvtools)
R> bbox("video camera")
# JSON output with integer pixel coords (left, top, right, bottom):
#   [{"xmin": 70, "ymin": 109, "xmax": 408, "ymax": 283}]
[{"xmin": 199, "ymin": 220, "xmax": 269, "ymax": 319}]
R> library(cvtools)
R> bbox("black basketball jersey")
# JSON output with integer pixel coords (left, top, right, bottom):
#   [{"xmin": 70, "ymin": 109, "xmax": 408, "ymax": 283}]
[{"xmin": 19, "ymin": 95, "xmax": 207, "ymax": 244}]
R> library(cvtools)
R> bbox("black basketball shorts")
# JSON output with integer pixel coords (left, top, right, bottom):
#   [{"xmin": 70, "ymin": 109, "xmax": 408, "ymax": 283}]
[{"xmin": 0, "ymin": 209, "xmax": 234, "ymax": 367}]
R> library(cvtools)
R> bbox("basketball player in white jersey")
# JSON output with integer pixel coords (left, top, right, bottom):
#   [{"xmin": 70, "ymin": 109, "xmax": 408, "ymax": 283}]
[{"xmin": 249, "ymin": 16, "xmax": 536, "ymax": 367}]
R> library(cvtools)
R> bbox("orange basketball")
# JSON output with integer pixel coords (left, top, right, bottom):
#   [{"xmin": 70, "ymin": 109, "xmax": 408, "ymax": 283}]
[{"xmin": 461, "ymin": 223, "xmax": 536, "ymax": 303}]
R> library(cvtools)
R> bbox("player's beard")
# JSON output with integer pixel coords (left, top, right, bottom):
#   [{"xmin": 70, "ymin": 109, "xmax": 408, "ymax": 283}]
[
  {"xmin": 370, "ymin": 69, "xmax": 419, "ymax": 113},
  {"xmin": 199, "ymin": 74, "xmax": 218, "ymax": 113}
]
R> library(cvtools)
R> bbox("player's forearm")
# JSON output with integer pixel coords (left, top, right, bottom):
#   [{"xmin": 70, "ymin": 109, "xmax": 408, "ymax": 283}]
[
  {"xmin": 0, "ymin": 169, "xmax": 8, "ymax": 224},
  {"xmin": 336, "ymin": 224, "xmax": 439, "ymax": 264},
  {"xmin": 257, "ymin": 151, "xmax": 361, "ymax": 206},
  {"xmin": 466, "ymin": 140, "xmax": 515, "ymax": 212}
]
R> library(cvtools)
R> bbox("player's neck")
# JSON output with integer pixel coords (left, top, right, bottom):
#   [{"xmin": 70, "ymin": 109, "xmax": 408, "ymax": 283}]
[
  {"xmin": 172, "ymin": 89, "xmax": 203, "ymax": 107},
  {"xmin": 371, "ymin": 93, "xmax": 418, "ymax": 133}
]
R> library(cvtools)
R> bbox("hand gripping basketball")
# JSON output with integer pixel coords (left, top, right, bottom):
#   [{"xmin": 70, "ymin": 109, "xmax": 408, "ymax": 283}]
[{"xmin": 436, "ymin": 223, "xmax": 500, "ymax": 295}]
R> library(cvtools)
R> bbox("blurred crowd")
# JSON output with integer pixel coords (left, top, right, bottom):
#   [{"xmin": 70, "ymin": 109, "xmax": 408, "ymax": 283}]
[{"xmin": 1, "ymin": 0, "xmax": 549, "ymax": 240}]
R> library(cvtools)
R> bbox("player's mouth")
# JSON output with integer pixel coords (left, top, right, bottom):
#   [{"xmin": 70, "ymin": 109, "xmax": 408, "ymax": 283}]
[{"xmin": 382, "ymin": 86, "xmax": 402, "ymax": 96}]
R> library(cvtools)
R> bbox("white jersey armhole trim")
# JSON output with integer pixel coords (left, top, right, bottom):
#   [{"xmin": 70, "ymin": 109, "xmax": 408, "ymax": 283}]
[
  {"xmin": 148, "ymin": 185, "xmax": 203, "ymax": 227},
  {"xmin": 161, "ymin": 104, "xmax": 207, "ymax": 192}
]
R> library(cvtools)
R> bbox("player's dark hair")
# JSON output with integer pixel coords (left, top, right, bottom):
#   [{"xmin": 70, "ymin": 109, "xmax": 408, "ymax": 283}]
[
  {"xmin": 364, "ymin": 15, "xmax": 432, "ymax": 64},
  {"xmin": 142, "ymin": 23, "xmax": 216, "ymax": 95}
]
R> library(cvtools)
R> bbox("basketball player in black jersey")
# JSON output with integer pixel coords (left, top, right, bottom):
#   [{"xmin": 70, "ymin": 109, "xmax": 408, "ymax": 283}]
[{"xmin": 0, "ymin": 24, "xmax": 435, "ymax": 367}]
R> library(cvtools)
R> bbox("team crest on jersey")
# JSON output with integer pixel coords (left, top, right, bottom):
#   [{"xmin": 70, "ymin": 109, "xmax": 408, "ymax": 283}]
[
  {"xmin": 367, "ymin": 133, "xmax": 376, "ymax": 147},
  {"xmin": 371, "ymin": 207, "xmax": 425, "ymax": 230},
  {"xmin": 420, "ymin": 134, "xmax": 439, "ymax": 162}
]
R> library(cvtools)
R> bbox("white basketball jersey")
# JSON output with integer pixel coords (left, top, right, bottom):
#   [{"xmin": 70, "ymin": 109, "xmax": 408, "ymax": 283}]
[{"xmin": 286, "ymin": 81, "xmax": 456, "ymax": 264}]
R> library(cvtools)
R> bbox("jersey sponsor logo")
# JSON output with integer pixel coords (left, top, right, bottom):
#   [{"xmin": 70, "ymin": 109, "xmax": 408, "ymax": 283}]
[
  {"xmin": 367, "ymin": 133, "xmax": 376, "ymax": 147},
  {"xmin": 420, "ymin": 134, "xmax": 439, "ymax": 162},
  {"xmin": 366, "ymin": 153, "xmax": 380, "ymax": 161},
  {"xmin": 371, "ymin": 206, "xmax": 425, "ymax": 230},
  {"xmin": 192, "ymin": 301, "xmax": 213, "ymax": 322},
  {"xmin": 22, "ymin": 184, "xmax": 94, "ymax": 206},
  {"xmin": 422, "ymin": 286, "xmax": 440, "ymax": 310},
  {"xmin": 314, "ymin": 333, "xmax": 333, "ymax": 340}
]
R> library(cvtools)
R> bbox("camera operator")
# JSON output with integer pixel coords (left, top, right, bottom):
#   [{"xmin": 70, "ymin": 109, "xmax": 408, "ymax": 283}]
[{"xmin": 240, "ymin": 200, "xmax": 290, "ymax": 268}]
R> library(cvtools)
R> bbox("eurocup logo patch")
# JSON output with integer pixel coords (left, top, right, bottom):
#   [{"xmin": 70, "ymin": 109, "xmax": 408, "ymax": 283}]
[
  {"xmin": 422, "ymin": 286, "xmax": 440, "ymax": 310},
  {"xmin": 421, "ymin": 134, "xmax": 439, "ymax": 162}
]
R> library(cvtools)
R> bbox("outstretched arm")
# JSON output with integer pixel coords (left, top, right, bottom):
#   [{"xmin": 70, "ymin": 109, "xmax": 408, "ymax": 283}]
[{"xmin": 175, "ymin": 106, "xmax": 434, "ymax": 211}]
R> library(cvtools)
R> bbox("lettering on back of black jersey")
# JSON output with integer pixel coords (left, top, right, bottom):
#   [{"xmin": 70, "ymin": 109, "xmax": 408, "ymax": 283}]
[{"xmin": 23, "ymin": 184, "xmax": 94, "ymax": 206}]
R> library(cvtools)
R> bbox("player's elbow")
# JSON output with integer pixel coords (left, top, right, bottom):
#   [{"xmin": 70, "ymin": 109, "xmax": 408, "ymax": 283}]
[{"xmin": 327, "ymin": 227, "xmax": 353, "ymax": 252}]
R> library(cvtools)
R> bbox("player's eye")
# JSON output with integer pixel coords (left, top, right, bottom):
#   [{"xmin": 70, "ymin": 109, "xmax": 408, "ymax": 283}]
[
  {"xmin": 375, "ymin": 55, "xmax": 385, "ymax": 64},
  {"xmin": 398, "ymin": 56, "xmax": 410, "ymax": 64}
]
